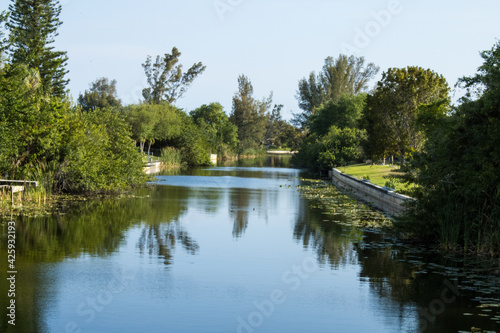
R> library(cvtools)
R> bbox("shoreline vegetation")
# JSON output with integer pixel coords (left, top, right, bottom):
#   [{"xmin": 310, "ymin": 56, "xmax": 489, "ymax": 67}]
[{"xmin": 291, "ymin": 44, "xmax": 500, "ymax": 257}]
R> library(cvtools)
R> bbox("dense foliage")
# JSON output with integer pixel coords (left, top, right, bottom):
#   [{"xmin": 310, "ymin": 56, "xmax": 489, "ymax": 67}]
[
  {"xmin": 396, "ymin": 42, "xmax": 500, "ymax": 254},
  {"xmin": 363, "ymin": 66, "xmax": 450, "ymax": 162},
  {"xmin": 190, "ymin": 102, "xmax": 239, "ymax": 158},
  {"xmin": 60, "ymin": 108, "xmax": 146, "ymax": 192},
  {"xmin": 0, "ymin": 0, "xmax": 145, "ymax": 193},
  {"xmin": 293, "ymin": 94, "xmax": 367, "ymax": 172}
]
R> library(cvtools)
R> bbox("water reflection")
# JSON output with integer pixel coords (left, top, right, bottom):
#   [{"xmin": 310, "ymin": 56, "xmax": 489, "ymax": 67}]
[
  {"xmin": 293, "ymin": 198, "xmax": 361, "ymax": 268},
  {"xmin": 229, "ymin": 188, "xmax": 250, "ymax": 238},
  {"xmin": 137, "ymin": 223, "xmax": 199, "ymax": 266},
  {"xmin": 0, "ymin": 156, "xmax": 498, "ymax": 333}
]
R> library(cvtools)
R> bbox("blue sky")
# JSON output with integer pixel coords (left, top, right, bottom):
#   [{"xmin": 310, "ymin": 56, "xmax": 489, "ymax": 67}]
[{"xmin": 42, "ymin": 0, "xmax": 500, "ymax": 120}]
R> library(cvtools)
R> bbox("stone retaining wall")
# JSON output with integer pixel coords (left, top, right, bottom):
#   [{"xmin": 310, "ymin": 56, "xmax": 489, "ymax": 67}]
[{"xmin": 330, "ymin": 168, "xmax": 413, "ymax": 216}]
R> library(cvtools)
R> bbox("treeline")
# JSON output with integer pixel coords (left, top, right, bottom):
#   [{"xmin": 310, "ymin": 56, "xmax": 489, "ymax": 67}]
[
  {"xmin": 292, "ymin": 44, "xmax": 500, "ymax": 254},
  {"xmin": 0, "ymin": 0, "xmax": 301, "ymax": 194}
]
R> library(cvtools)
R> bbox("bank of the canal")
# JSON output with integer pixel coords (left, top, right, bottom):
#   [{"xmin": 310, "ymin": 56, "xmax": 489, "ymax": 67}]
[{"xmin": 329, "ymin": 167, "xmax": 413, "ymax": 216}]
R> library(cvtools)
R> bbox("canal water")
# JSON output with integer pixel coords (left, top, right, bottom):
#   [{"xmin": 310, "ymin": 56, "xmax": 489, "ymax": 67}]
[{"xmin": 1, "ymin": 156, "xmax": 499, "ymax": 333}]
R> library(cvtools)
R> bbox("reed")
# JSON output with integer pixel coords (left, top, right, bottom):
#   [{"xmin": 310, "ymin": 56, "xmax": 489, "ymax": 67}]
[{"xmin": 160, "ymin": 147, "xmax": 182, "ymax": 167}]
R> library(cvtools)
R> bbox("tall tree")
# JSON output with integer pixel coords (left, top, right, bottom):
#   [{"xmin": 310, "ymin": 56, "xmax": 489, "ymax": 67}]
[
  {"xmin": 142, "ymin": 47, "xmax": 206, "ymax": 105},
  {"xmin": 363, "ymin": 66, "xmax": 450, "ymax": 162},
  {"xmin": 7, "ymin": 0, "xmax": 69, "ymax": 97},
  {"xmin": 190, "ymin": 102, "xmax": 238, "ymax": 155},
  {"xmin": 262, "ymin": 104, "xmax": 283, "ymax": 146},
  {"xmin": 320, "ymin": 55, "xmax": 379, "ymax": 103},
  {"xmin": 295, "ymin": 54, "xmax": 378, "ymax": 128},
  {"xmin": 0, "ymin": 63, "xmax": 66, "ymax": 179},
  {"xmin": 78, "ymin": 77, "xmax": 122, "ymax": 111},
  {"xmin": 229, "ymin": 75, "xmax": 271, "ymax": 152}
]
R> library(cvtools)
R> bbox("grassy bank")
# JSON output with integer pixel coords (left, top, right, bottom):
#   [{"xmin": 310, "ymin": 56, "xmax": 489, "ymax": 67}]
[
  {"xmin": 338, "ymin": 163, "xmax": 412, "ymax": 193},
  {"xmin": 337, "ymin": 163, "xmax": 396, "ymax": 186}
]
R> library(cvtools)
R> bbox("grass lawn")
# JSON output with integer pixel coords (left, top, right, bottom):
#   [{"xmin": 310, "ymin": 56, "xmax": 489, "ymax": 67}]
[{"xmin": 337, "ymin": 163, "xmax": 399, "ymax": 189}]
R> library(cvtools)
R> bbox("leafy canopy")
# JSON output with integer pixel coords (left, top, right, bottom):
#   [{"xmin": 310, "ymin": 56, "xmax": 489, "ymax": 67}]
[{"xmin": 363, "ymin": 66, "xmax": 450, "ymax": 160}]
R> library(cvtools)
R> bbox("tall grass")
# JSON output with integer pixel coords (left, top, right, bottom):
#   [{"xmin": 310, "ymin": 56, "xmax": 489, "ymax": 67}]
[
  {"xmin": 239, "ymin": 148, "xmax": 266, "ymax": 157},
  {"xmin": 397, "ymin": 190, "xmax": 500, "ymax": 255},
  {"xmin": 161, "ymin": 147, "xmax": 182, "ymax": 167},
  {"xmin": 0, "ymin": 160, "xmax": 60, "ymax": 215}
]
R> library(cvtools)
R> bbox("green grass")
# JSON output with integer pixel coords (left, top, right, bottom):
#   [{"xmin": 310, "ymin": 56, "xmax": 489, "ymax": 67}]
[{"xmin": 338, "ymin": 163, "xmax": 400, "ymax": 189}]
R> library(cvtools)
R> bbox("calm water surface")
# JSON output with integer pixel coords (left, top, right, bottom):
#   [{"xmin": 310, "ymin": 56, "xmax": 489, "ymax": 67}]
[{"xmin": 1, "ymin": 156, "xmax": 499, "ymax": 333}]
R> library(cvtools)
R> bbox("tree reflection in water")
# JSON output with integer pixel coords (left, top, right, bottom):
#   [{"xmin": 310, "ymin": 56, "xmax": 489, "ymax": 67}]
[{"xmin": 136, "ymin": 223, "xmax": 199, "ymax": 266}]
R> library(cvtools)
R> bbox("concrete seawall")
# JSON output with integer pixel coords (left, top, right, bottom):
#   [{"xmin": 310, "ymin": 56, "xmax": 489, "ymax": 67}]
[
  {"xmin": 329, "ymin": 168, "xmax": 413, "ymax": 216},
  {"xmin": 144, "ymin": 161, "xmax": 165, "ymax": 175}
]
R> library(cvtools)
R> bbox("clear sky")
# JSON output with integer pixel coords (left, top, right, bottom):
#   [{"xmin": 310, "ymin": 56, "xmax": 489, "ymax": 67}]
[{"xmin": 43, "ymin": 0, "xmax": 500, "ymax": 120}]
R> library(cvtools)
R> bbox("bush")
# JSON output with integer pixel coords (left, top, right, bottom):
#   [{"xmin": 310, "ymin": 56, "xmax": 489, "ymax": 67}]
[
  {"xmin": 60, "ymin": 108, "xmax": 146, "ymax": 193},
  {"xmin": 294, "ymin": 126, "xmax": 366, "ymax": 172}
]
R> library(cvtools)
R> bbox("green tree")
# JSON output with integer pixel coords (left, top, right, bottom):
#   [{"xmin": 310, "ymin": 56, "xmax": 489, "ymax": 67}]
[
  {"xmin": 122, "ymin": 104, "xmax": 157, "ymax": 153},
  {"xmin": 190, "ymin": 102, "xmax": 238, "ymax": 156},
  {"xmin": 230, "ymin": 74, "xmax": 272, "ymax": 152},
  {"xmin": 363, "ymin": 66, "xmax": 450, "ymax": 162},
  {"xmin": 295, "ymin": 55, "xmax": 378, "ymax": 128},
  {"xmin": 398, "ymin": 42, "xmax": 500, "ymax": 253},
  {"xmin": 294, "ymin": 125, "xmax": 366, "ymax": 172},
  {"xmin": 78, "ymin": 77, "xmax": 122, "ymax": 111},
  {"xmin": 0, "ymin": 64, "xmax": 66, "ymax": 180},
  {"xmin": 142, "ymin": 47, "xmax": 206, "ymax": 105},
  {"xmin": 272, "ymin": 120, "xmax": 303, "ymax": 150},
  {"xmin": 7, "ymin": 0, "xmax": 69, "ymax": 97},
  {"xmin": 262, "ymin": 104, "xmax": 283, "ymax": 147},
  {"xmin": 317, "ymin": 126, "xmax": 366, "ymax": 170},
  {"xmin": 122, "ymin": 103, "xmax": 185, "ymax": 154},
  {"xmin": 176, "ymin": 118, "xmax": 212, "ymax": 166},
  {"xmin": 309, "ymin": 94, "xmax": 366, "ymax": 136},
  {"xmin": 151, "ymin": 103, "xmax": 184, "ymax": 143},
  {"xmin": 295, "ymin": 72, "xmax": 323, "ymax": 120}
]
